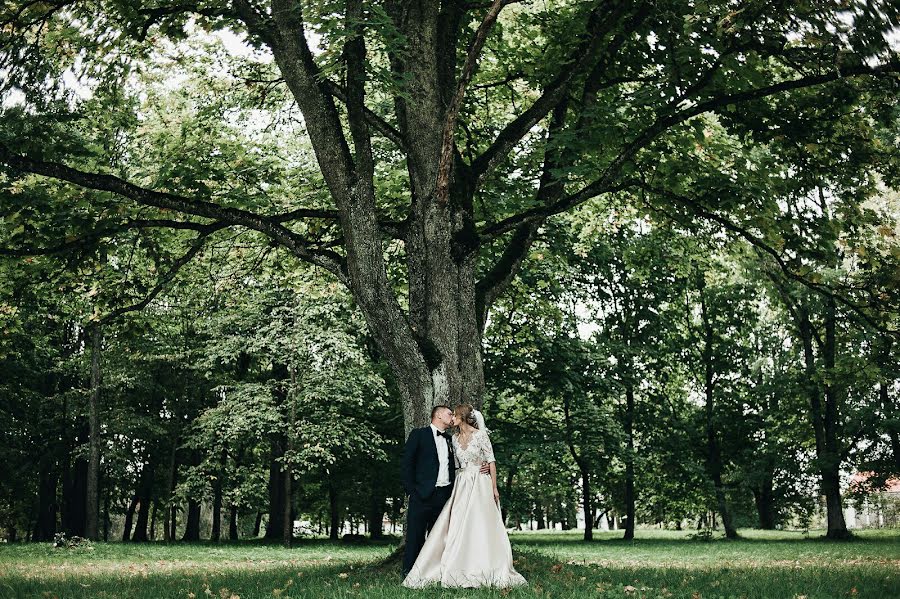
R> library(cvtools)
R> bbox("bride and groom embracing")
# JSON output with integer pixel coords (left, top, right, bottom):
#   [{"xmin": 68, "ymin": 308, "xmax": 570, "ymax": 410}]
[{"xmin": 400, "ymin": 403, "xmax": 527, "ymax": 589}]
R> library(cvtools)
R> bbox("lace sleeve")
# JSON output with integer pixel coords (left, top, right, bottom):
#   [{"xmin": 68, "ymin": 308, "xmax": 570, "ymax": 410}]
[{"xmin": 479, "ymin": 429, "xmax": 495, "ymax": 464}]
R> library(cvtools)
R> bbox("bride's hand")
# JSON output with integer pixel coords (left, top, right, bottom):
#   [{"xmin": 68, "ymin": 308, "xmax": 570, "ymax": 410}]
[{"xmin": 493, "ymin": 487, "xmax": 500, "ymax": 505}]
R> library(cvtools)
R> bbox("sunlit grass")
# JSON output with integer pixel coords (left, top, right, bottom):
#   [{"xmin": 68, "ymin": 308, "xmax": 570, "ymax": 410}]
[{"xmin": 1, "ymin": 529, "xmax": 897, "ymax": 598}]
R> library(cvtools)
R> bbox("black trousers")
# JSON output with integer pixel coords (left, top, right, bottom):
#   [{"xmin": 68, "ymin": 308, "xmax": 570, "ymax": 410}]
[{"xmin": 402, "ymin": 484, "xmax": 452, "ymax": 575}]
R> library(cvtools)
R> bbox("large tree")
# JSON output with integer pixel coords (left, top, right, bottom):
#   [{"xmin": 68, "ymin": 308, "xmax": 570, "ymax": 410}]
[{"xmin": 2, "ymin": 0, "xmax": 898, "ymax": 435}]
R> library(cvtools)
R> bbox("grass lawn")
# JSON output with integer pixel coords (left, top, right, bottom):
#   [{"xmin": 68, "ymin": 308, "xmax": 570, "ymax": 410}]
[{"xmin": 0, "ymin": 529, "xmax": 897, "ymax": 599}]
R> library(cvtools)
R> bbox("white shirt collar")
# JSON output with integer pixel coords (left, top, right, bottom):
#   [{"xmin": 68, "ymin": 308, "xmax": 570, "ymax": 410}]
[{"xmin": 430, "ymin": 423, "xmax": 446, "ymax": 435}]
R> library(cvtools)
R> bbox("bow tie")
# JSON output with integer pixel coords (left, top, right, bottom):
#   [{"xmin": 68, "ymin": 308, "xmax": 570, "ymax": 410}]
[{"xmin": 435, "ymin": 429, "xmax": 450, "ymax": 439}]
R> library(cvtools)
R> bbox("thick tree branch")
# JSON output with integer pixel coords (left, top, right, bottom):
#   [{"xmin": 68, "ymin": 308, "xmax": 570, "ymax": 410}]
[
  {"xmin": 435, "ymin": 0, "xmax": 506, "ymax": 204},
  {"xmin": 475, "ymin": 98, "xmax": 570, "ymax": 326},
  {"xmin": 470, "ymin": 2, "xmax": 648, "ymax": 185},
  {"xmin": 0, "ymin": 146, "xmax": 347, "ymax": 279},
  {"xmin": 0, "ymin": 218, "xmax": 220, "ymax": 256},
  {"xmin": 324, "ymin": 80, "xmax": 407, "ymax": 152},
  {"xmin": 480, "ymin": 60, "xmax": 900, "ymax": 239}
]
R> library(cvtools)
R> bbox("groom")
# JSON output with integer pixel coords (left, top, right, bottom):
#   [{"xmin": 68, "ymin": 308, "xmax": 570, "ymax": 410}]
[{"xmin": 401, "ymin": 404, "xmax": 488, "ymax": 575}]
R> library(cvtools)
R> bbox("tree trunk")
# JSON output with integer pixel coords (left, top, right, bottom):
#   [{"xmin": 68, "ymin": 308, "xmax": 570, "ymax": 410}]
[
  {"xmin": 283, "ymin": 368, "xmax": 296, "ymax": 548},
  {"xmin": 102, "ymin": 483, "xmax": 110, "ymax": 541},
  {"xmin": 229, "ymin": 505, "xmax": 239, "ymax": 540},
  {"xmin": 211, "ymin": 455, "xmax": 223, "ymax": 543},
  {"xmin": 753, "ymin": 475, "xmax": 777, "ymax": 530},
  {"xmin": 368, "ymin": 483, "xmax": 385, "ymax": 540},
  {"xmin": 562, "ymin": 390, "xmax": 592, "ymax": 541},
  {"xmin": 131, "ymin": 461, "xmax": 156, "ymax": 542},
  {"xmin": 821, "ymin": 297, "xmax": 850, "ymax": 539},
  {"xmin": 253, "ymin": 511, "xmax": 262, "ymax": 538},
  {"xmin": 122, "ymin": 495, "xmax": 138, "ymax": 542},
  {"xmin": 168, "ymin": 504, "xmax": 178, "ymax": 541},
  {"xmin": 329, "ymin": 482, "xmax": 340, "ymax": 540},
  {"xmin": 32, "ymin": 459, "xmax": 57, "ymax": 541},
  {"xmin": 149, "ymin": 502, "xmax": 157, "ymax": 541},
  {"xmin": 181, "ymin": 498, "xmax": 201, "ymax": 541},
  {"xmin": 163, "ymin": 436, "xmax": 178, "ymax": 542},
  {"xmin": 796, "ymin": 300, "xmax": 850, "ymax": 539},
  {"xmin": 265, "ymin": 364, "xmax": 288, "ymax": 541},
  {"xmin": 500, "ymin": 459, "xmax": 518, "ymax": 526},
  {"xmin": 623, "ymin": 382, "xmax": 636, "ymax": 541},
  {"xmin": 85, "ymin": 323, "xmax": 103, "ymax": 540},
  {"xmin": 700, "ymin": 288, "xmax": 737, "ymax": 539}
]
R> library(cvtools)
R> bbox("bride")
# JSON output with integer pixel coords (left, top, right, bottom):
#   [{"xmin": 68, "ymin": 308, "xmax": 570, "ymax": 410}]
[{"xmin": 402, "ymin": 403, "xmax": 527, "ymax": 589}]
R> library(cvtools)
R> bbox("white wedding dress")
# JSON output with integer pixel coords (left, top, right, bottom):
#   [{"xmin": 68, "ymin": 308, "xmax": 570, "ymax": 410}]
[{"xmin": 402, "ymin": 428, "xmax": 527, "ymax": 588}]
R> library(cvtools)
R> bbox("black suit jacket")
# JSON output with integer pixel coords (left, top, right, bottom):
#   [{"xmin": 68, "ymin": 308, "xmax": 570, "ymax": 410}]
[{"xmin": 401, "ymin": 426, "xmax": 456, "ymax": 500}]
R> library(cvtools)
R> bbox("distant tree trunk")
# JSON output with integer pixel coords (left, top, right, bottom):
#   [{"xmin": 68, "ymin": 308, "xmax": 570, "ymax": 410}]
[
  {"xmin": 501, "ymin": 457, "xmax": 519, "ymax": 526},
  {"xmin": 85, "ymin": 323, "xmax": 103, "ymax": 540},
  {"xmin": 122, "ymin": 495, "xmax": 138, "ymax": 542},
  {"xmin": 753, "ymin": 386, "xmax": 779, "ymax": 530},
  {"xmin": 211, "ymin": 463, "xmax": 223, "ymax": 542},
  {"xmin": 31, "ymin": 456, "xmax": 57, "ymax": 541},
  {"xmin": 149, "ymin": 502, "xmax": 157, "ymax": 541},
  {"xmin": 229, "ymin": 505, "xmax": 239, "ymax": 540},
  {"xmin": 132, "ymin": 461, "xmax": 156, "ymax": 542},
  {"xmin": 699, "ymin": 287, "xmax": 737, "ymax": 540},
  {"xmin": 253, "ymin": 511, "xmax": 262, "ymax": 538},
  {"xmin": 182, "ymin": 498, "xmax": 201, "ymax": 541},
  {"xmin": 820, "ymin": 297, "xmax": 850, "ymax": 539},
  {"xmin": 264, "ymin": 363, "xmax": 289, "ymax": 541},
  {"xmin": 623, "ymin": 382, "xmax": 636, "ymax": 541},
  {"xmin": 163, "ymin": 437, "xmax": 178, "ymax": 542},
  {"xmin": 368, "ymin": 484, "xmax": 385, "ymax": 540},
  {"xmin": 753, "ymin": 476, "xmax": 777, "ymax": 530},
  {"xmin": 329, "ymin": 481, "xmax": 340, "ymax": 540},
  {"xmin": 535, "ymin": 503, "xmax": 546, "ymax": 529},
  {"xmin": 102, "ymin": 483, "xmax": 110, "ymax": 541},
  {"xmin": 283, "ymin": 369, "xmax": 296, "ymax": 548},
  {"xmin": 562, "ymin": 391, "xmax": 592, "ymax": 541},
  {"xmin": 775, "ymin": 281, "xmax": 850, "ymax": 540},
  {"xmin": 168, "ymin": 504, "xmax": 177, "ymax": 541}
]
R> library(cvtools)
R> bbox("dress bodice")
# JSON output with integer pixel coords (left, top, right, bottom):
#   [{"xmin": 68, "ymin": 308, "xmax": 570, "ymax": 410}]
[{"xmin": 452, "ymin": 428, "xmax": 495, "ymax": 469}]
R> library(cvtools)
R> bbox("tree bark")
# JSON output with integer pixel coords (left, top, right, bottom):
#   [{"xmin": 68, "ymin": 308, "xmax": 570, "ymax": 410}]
[{"xmin": 85, "ymin": 323, "xmax": 102, "ymax": 540}]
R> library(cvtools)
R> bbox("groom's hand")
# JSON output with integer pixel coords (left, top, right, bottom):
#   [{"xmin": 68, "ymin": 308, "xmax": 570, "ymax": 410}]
[{"xmin": 479, "ymin": 462, "xmax": 490, "ymax": 475}]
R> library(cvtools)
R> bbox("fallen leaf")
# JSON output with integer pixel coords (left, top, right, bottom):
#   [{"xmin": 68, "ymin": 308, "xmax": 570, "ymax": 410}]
[{"xmin": 624, "ymin": 585, "xmax": 637, "ymax": 594}]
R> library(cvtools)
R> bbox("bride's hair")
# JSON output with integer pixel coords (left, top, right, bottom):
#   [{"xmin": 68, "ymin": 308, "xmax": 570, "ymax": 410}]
[{"xmin": 453, "ymin": 403, "xmax": 479, "ymax": 429}]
